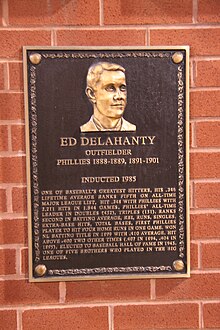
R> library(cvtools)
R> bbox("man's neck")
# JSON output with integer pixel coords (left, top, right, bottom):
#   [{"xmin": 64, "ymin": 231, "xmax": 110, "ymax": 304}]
[{"xmin": 93, "ymin": 110, "xmax": 122, "ymax": 130}]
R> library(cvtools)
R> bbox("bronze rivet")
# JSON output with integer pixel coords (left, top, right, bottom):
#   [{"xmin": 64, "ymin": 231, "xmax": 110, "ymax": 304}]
[
  {"xmin": 35, "ymin": 264, "xmax": 47, "ymax": 276},
  {"xmin": 172, "ymin": 52, "xmax": 183, "ymax": 64},
  {"xmin": 29, "ymin": 53, "xmax": 42, "ymax": 65},
  {"xmin": 173, "ymin": 259, "xmax": 185, "ymax": 271}
]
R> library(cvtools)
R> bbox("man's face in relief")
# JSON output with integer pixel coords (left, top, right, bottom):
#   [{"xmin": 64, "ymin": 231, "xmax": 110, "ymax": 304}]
[{"xmin": 94, "ymin": 70, "xmax": 127, "ymax": 120}]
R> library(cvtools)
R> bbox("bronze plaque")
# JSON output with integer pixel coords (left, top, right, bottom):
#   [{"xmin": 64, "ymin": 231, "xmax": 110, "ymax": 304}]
[{"xmin": 23, "ymin": 47, "xmax": 190, "ymax": 282}]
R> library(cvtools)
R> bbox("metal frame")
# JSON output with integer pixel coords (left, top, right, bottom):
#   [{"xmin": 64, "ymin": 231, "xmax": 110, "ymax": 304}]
[{"xmin": 23, "ymin": 46, "xmax": 190, "ymax": 282}]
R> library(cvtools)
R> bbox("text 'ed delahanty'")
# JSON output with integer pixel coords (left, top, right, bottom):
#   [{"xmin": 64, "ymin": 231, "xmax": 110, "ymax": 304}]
[{"xmin": 60, "ymin": 135, "xmax": 156, "ymax": 147}]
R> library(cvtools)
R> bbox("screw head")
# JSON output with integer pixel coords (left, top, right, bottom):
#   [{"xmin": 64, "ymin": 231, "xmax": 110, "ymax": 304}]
[
  {"xmin": 173, "ymin": 259, "xmax": 185, "ymax": 271},
  {"xmin": 29, "ymin": 53, "xmax": 42, "ymax": 65},
  {"xmin": 35, "ymin": 264, "xmax": 47, "ymax": 276},
  {"xmin": 172, "ymin": 52, "xmax": 183, "ymax": 64}
]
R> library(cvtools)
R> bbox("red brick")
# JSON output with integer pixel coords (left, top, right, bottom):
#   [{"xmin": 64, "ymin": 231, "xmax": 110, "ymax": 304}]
[
  {"xmin": 0, "ymin": 249, "xmax": 16, "ymax": 275},
  {"xmin": 201, "ymin": 243, "xmax": 220, "ymax": 269},
  {"xmin": 190, "ymin": 152, "xmax": 220, "ymax": 179},
  {"xmin": 22, "ymin": 307, "xmax": 108, "ymax": 330},
  {"xmin": 191, "ymin": 242, "xmax": 198, "ymax": 270},
  {"xmin": 190, "ymin": 90, "xmax": 220, "ymax": 117},
  {"xmin": 196, "ymin": 60, "xmax": 220, "ymax": 87},
  {"xmin": 203, "ymin": 303, "xmax": 220, "ymax": 328},
  {"xmin": 150, "ymin": 28, "xmax": 220, "ymax": 56},
  {"xmin": 195, "ymin": 183, "xmax": 220, "ymax": 208},
  {"xmin": 57, "ymin": 30, "xmax": 146, "ymax": 46},
  {"xmin": 198, "ymin": 0, "xmax": 220, "ymax": 23},
  {"xmin": 66, "ymin": 279, "xmax": 151, "ymax": 303},
  {"xmin": 0, "ymin": 63, "xmax": 5, "ymax": 89},
  {"xmin": 21, "ymin": 248, "xmax": 28, "ymax": 275},
  {"xmin": 114, "ymin": 303, "xmax": 199, "ymax": 329},
  {"xmin": 0, "ymin": 157, "xmax": 26, "ymax": 183},
  {"xmin": 9, "ymin": 62, "xmax": 23, "ymax": 90},
  {"xmin": 196, "ymin": 122, "xmax": 220, "ymax": 147},
  {"xmin": 0, "ymin": 93, "xmax": 24, "ymax": 120},
  {"xmin": 0, "ymin": 311, "xmax": 17, "ymax": 330},
  {"xmin": 0, "ymin": 219, "xmax": 27, "ymax": 245},
  {"xmin": 11, "ymin": 125, "xmax": 25, "ymax": 152},
  {"xmin": 0, "ymin": 125, "xmax": 8, "ymax": 151},
  {"xmin": 104, "ymin": 0, "xmax": 192, "ymax": 25},
  {"xmin": 0, "ymin": 280, "xmax": 59, "ymax": 305},
  {"xmin": 12, "ymin": 187, "xmax": 27, "ymax": 213},
  {"xmin": 0, "ymin": 30, "xmax": 51, "ymax": 59},
  {"xmin": 0, "ymin": 188, "xmax": 7, "ymax": 212},
  {"xmin": 156, "ymin": 274, "xmax": 220, "ymax": 299},
  {"xmin": 9, "ymin": 0, "xmax": 99, "ymax": 26},
  {"xmin": 191, "ymin": 213, "xmax": 220, "ymax": 239}
]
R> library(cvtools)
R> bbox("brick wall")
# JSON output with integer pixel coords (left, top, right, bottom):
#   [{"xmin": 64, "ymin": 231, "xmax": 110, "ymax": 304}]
[{"xmin": 0, "ymin": 0, "xmax": 219, "ymax": 329}]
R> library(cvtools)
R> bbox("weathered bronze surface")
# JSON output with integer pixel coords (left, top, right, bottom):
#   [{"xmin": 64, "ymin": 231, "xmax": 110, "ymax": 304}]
[{"xmin": 23, "ymin": 47, "xmax": 190, "ymax": 282}]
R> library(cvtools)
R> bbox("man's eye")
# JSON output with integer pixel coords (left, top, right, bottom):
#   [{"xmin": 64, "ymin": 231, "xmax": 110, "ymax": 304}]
[
  {"xmin": 120, "ymin": 85, "xmax": 127, "ymax": 92},
  {"xmin": 106, "ymin": 85, "xmax": 115, "ymax": 92}
]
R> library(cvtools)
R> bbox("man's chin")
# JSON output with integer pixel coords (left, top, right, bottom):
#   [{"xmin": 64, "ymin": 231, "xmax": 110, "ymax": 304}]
[
  {"xmin": 109, "ymin": 114, "xmax": 124, "ymax": 120},
  {"xmin": 110, "ymin": 109, "xmax": 125, "ymax": 118}
]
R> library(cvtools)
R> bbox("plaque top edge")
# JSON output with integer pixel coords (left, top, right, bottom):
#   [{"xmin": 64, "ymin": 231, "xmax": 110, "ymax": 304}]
[{"xmin": 23, "ymin": 45, "xmax": 190, "ymax": 52}]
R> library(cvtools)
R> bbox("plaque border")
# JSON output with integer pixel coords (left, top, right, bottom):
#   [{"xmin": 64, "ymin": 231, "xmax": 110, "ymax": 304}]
[{"xmin": 23, "ymin": 46, "xmax": 190, "ymax": 282}]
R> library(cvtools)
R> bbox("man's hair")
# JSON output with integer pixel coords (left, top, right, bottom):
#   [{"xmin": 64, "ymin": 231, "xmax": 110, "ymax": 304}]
[{"xmin": 86, "ymin": 62, "xmax": 125, "ymax": 91}]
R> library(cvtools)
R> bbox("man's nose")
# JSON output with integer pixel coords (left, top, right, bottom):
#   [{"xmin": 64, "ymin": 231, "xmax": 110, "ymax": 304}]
[{"xmin": 114, "ymin": 89, "xmax": 124, "ymax": 99}]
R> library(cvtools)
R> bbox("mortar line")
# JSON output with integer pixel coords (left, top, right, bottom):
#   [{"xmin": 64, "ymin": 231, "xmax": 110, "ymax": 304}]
[
  {"xmin": 99, "ymin": 0, "xmax": 104, "ymax": 26},
  {"xmin": 6, "ymin": 186, "xmax": 13, "ymax": 213},
  {"xmin": 17, "ymin": 309, "xmax": 23, "ymax": 330},
  {"xmin": 4, "ymin": 62, "xmax": 10, "ymax": 91},
  {"xmin": 146, "ymin": 29, "xmax": 150, "ymax": 46},
  {"xmin": 2, "ymin": 0, "xmax": 9, "ymax": 27},
  {"xmin": 16, "ymin": 246, "xmax": 22, "ymax": 276},
  {"xmin": 200, "ymin": 302, "xmax": 204, "ymax": 328},
  {"xmin": 0, "ymin": 120, "xmax": 25, "ymax": 125},
  {"xmin": 190, "ymin": 86, "xmax": 220, "ymax": 91},
  {"xmin": 190, "ymin": 117, "xmax": 220, "ymax": 122},
  {"xmin": 0, "ymin": 152, "xmax": 26, "ymax": 157},
  {"xmin": 0, "ymin": 23, "xmax": 220, "ymax": 31},
  {"xmin": 191, "ymin": 269, "xmax": 220, "ymax": 274},
  {"xmin": 192, "ymin": 55, "xmax": 220, "ymax": 61},
  {"xmin": 190, "ymin": 147, "xmax": 220, "ymax": 152},
  {"xmin": 0, "ymin": 90, "xmax": 23, "ymax": 94},
  {"xmin": 193, "ymin": 0, "xmax": 198, "ymax": 24},
  {"xmin": 198, "ymin": 242, "xmax": 202, "ymax": 269},
  {"xmin": 51, "ymin": 30, "xmax": 56, "ymax": 46},
  {"xmin": 150, "ymin": 279, "xmax": 156, "ymax": 299},
  {"xmin": 191, "ymin": 238, "xmax": 220, "ymax": 243},
  {"xmin": 191, "ymin": 178, "xmax": 220, "ymax": 183},
  {"xmin": 191, "ymin": 59, "xmax": 196, "ymax": 87},
  {"xmin": 191, "ymin": 121, "xmax": 197, "ymax": 148},
  {"xmin": 0, "ymin": 244, "xmax": 26, "ymax": 250},
  {"xmin": 190, "ymin": 182, "xmax": 194, "ymax": 209},
  {"xmin": 0, "ymin": 274, "xmax": 27, "ymax": 280},
  {"xmin": 8, "ymin": 124, "xmax": 13, "ymax": 151},
  {"xmin": 1, "ymin": 299, "xmax": 220, "ymax": 310},
  {"xmin": 59, "ymin": 281, "xmax": 66, "ymax": 303},
  {"xmin": 190, "ymin": 208, "xmax": 220, "ymax": 214},
  {"xmin": 192, "ymin": 181, "xmax": 196, "ymax": 209},
  {"xmin": 108, "ymin": 305, "xmax": 114, "ymax": 330},
  {"xmin": 0, "ymin": 213, "xmax": 27, "ymax": 221}
]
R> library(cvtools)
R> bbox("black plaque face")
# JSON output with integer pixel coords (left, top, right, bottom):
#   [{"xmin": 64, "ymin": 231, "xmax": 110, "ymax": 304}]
[{"xmin": 23, "ymin": 47, "xmax": 190, "ymax": 281}]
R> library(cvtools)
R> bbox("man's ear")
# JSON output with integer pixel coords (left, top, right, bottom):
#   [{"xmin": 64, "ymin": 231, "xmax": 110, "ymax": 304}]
[{"xmin": 86, "ymin": 87, "xmax": 96, "ymax": 104}]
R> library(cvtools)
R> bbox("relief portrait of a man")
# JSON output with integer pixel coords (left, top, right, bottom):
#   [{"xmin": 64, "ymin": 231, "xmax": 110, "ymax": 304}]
[{"xmin": 80, "ymin": 62, "xmax": 136, "ymax": 132}]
